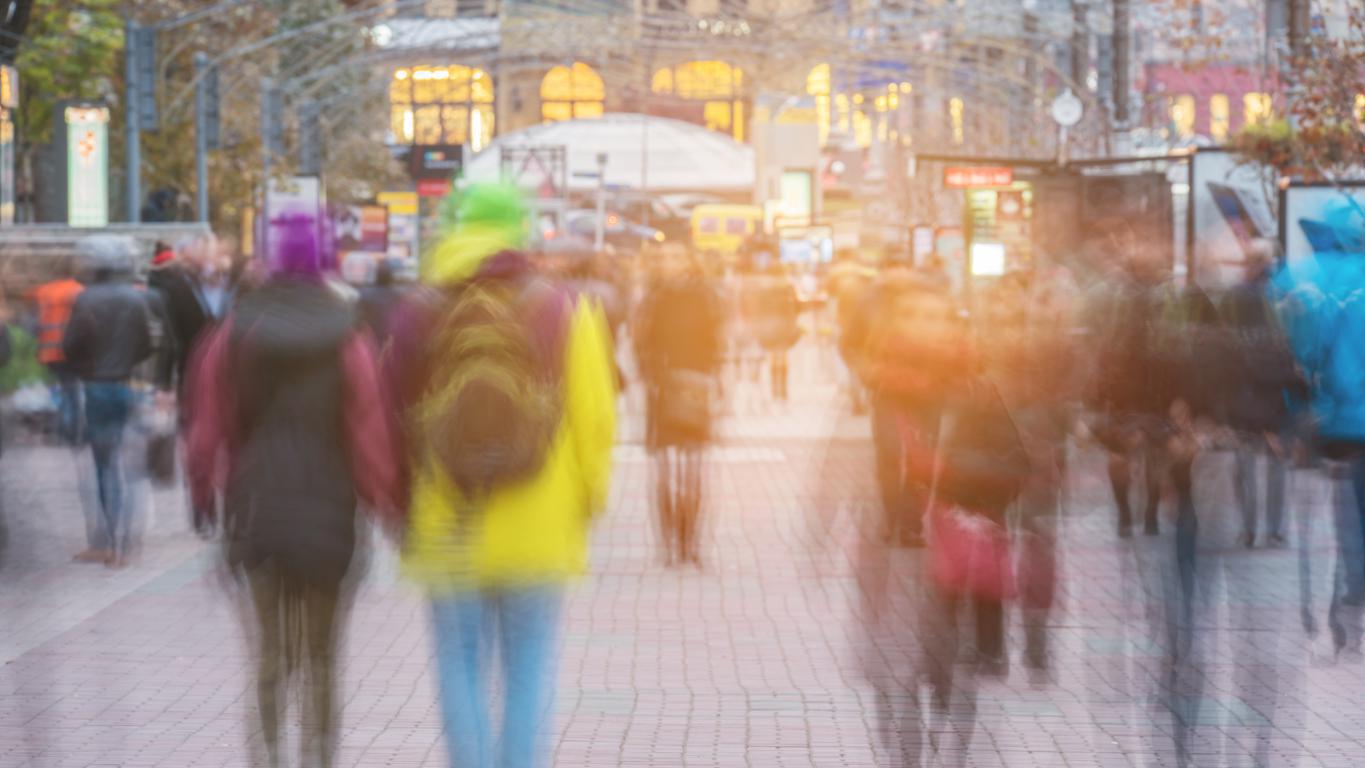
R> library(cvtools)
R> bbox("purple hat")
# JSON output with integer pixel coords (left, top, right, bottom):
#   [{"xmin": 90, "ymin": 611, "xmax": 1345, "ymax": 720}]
[{"xmin": 268, "ymin": 207, "xmax": 324, "ymax": 277}]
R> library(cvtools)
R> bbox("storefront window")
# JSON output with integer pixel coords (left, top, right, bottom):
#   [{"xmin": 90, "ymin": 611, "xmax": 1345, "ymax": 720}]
[
  {"xmin": 1209, "ymin": 94, "xmax": 1229, "ymax": 142},
  {"xmin": 1244, "ymin": 92, "xmax": 1272, "ymax": 127},
  {"xmin": 806, "ymin": 63, "xmax": 831, "ymax": 147},
  {"xmin": 1170, "ymin": 94, "xmax": 1196, "ymax": 139},
  {"xmin": 949, "ymin": 97, "xmax": 965, "ymax": 145},
  {"xmin": 390, "ymin": 65, "xmax": 494, "ymax": 150},
  {"xmin": 541, "ymin": 62, "xmax": 605, "ymax": 124},
  {"xmin": 652, "ymin": 60, "xmax": 746, "ymax": 142}
]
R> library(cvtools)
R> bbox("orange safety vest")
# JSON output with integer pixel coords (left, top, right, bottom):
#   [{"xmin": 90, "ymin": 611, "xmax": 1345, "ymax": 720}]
[{"xmin": 28, "ymin": 279, "xmax": 84, "ymax": 365}]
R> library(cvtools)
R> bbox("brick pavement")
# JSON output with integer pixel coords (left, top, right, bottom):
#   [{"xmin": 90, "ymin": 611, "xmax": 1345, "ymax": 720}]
[{"xmin": 0, "ymin": 340, "xmax": 1364, "ymax": 767}]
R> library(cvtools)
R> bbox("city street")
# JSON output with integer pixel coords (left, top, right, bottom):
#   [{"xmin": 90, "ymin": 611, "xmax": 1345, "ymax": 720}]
[{"xmin": 1, "ymin": 342, "xmax": 1363, "ymax": 768}]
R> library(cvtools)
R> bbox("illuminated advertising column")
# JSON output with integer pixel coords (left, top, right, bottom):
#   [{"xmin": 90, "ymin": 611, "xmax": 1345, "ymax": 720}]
[
  {"xmin": 63, "ymin": 104, "xmax": 110, "ymax": 227},
  {"xmin": 0, "ymin": 65, "xmax": 17, "ymax": 225}
]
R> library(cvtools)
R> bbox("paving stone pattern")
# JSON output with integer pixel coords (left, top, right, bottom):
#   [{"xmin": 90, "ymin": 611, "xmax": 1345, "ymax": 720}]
[{"xmin": 0, "ymin": 341, "xmax": 1362, "ymax": 767}]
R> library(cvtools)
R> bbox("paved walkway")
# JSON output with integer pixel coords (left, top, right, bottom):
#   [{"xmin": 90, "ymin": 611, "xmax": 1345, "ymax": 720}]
[{"xmin": 0, "ymin": 340, "xmax": 1363, "ymax": 767}]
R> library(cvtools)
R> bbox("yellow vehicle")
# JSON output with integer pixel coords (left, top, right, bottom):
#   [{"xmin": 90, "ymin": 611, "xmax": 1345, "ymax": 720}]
[{"xmin": 690, "ymin": 204, "xmax": 764, "ymax": 258}]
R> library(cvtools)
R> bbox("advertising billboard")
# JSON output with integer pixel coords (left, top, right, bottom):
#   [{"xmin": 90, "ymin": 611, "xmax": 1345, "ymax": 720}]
[
  {"xmin": 1188, "ymin": 148, "xmax": 1276, "ymax": 287},
  {"xmin": 65, "ymin": 105, "xmax": 109, "ymax": 227},
  {"xmin": 1280, "ymin": 183, "xmax": 1365, "ymax": 266},
  {"xmin": 334, "ymin": 205, "xmax": 388, "ymax": 254}
]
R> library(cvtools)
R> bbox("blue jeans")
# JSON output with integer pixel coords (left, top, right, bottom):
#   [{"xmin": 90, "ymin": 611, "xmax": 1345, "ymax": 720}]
[
  {"xmin": 84, "ymin": 382, "xmax": 134, "ymax": 557},
  {"xmin": 1234, "ymin": 433, "xmax": 1287, "ymax": 539},
  {"xmin": 48, "ymin": 364, "xmax": 82, "ymax": 445},
  {"xmin": 430, "ymin": 586, "xmax": 564, "ymax": 768}
]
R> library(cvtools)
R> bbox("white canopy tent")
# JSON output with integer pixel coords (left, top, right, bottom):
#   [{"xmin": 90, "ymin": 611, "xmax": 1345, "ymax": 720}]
[{"xmin": 461, "ymin": 113, "xmax": 755, "ymax": 193}]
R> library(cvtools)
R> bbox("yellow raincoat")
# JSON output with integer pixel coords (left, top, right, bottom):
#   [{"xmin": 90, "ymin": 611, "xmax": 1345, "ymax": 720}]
[{"xmin": 402, "ymin": 185, "xmax": 617, "ymax": 591}]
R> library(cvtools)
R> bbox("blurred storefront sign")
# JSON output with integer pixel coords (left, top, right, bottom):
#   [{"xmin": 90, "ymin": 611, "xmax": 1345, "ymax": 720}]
[
  {"xmin": 965, "ymin": 183, "xmax": 1034, "ymax": 275},
  {"xmin": 411, "ymin": 144, "xmax": 464, "ymax": 181},
  {"xmin": 378, "ymin": 190, "xmax": 419, "ymax": 261},
  {"xmin": 63, "ymin": 104, "xmax": 110, "ymax": 228},
  {"xmin": 334, "ymin": 204, "xmax": 388, "ymax": 253},
  {"xmin": 944, "ymin": 166, "xmax": 1013, "ymax": 189},
  {"xmin": 911, "ymin": 224, "xmax": 934, "ymax": 265},
  {"xmin": 417, "ymin": 179, "xmax": 452, "ymax": 198},
  {"xmin": 265, "ymin": 175, "xmax": 322, "ymax": 216}
]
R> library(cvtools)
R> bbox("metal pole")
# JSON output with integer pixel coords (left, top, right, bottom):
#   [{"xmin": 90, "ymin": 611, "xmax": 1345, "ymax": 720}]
[
  {"xmin": 641, "ymin": 112, "xmax": 649, "ymax": 230},
  {"xmin": 124, "ymin": 18, "xmax": 141, "ymax": 223},
  {"xmin": 194, "ymin": 52, "xmax": 209, "ymax": 223},
  {"xmin": 1070, "ymin": 0, "xmax": 1088, "ymax": 93},
  {"xmin": 594, "ymin": 151, "xmax": 607, "ymax": 252},
  {"xmin": 261, "ymin": 76, "xmax": 274, "ymax": 258},
  {"xmin": 1112, "ymin": 0, "xmax": 1130, "ymax": 128}
]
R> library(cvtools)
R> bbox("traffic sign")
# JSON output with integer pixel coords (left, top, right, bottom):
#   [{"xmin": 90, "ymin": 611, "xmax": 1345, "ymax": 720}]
[{"xmin": 1050, "ymin": 89, "xmax": 1083, "ymax": 128}]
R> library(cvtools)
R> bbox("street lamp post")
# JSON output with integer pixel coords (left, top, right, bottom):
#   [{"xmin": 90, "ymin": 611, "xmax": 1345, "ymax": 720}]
[
  {"xmin": 124, "ymin": 18, "xmax": 141, "ymax": 223},
  {"xmin": 193, "ymin": 52, "xmax": 209, "ymax": 223},
  {"xmin": 594, "ymin": 151, "xmax": 607, "ymax": 252}
]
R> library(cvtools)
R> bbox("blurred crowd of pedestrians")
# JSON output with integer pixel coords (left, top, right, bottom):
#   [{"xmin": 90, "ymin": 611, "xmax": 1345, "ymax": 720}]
[{"xmin": 6, "ymin": 184, "xmax": 1365, "ymax": 768}]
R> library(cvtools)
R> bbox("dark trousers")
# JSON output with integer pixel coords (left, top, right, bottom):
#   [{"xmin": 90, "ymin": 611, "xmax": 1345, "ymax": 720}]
[
  {"xmin": 48, "ymin": 363, "xmax": 82, "ymax": 445},
  {"xmin": 84, "ymin": 382, "xmax": 133, "ymax": 556},
  {"xmin": 872, "ymin": 397, "xmax": 934, "ymax": 545},
  {"xmin": 247, "ymin": 561, "xmax": 344, "ymax": 768},
  {"xmin": 769, "ymin": 349, "xmax": 789, "ymax": 401},
  {"xmin": 654, "ymin": 446, "xmax": 704, "ymax": 564}
]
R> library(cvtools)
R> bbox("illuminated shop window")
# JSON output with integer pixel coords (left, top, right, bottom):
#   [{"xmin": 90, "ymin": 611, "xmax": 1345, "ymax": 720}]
[
  {"xmin": 1243, "ymin": 92, "xmax": 1272, "ymax": 127},
  {"xmin": 1170, "ymin": 94, "xmax": 1195, "ymax": 139},
  {"xmin": 541, "ymin": 62, "xmax": 605, "ymax": 124},
  {"xmin": 652, "ymin": 60, "xmax": 746, "ymax": 142},
  {"xmin": 806, "ymin": 63, "xmax": 831, "ymax": 147},
  {"xmin": 1209, "ymin": 94, "xmax": 1229, "ymax": 142},
  {"xmin": 390, "ymin": 65, "xmax": 494, "ymax": 150},
  {"xmin": 949, "ymin": 97, "xmax": 965, "ymax": 145}
]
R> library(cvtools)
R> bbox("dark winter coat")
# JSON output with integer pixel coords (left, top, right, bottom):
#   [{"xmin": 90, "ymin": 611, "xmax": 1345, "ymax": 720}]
[
  {"xmin": 220, "ymin": 281, "xmax": 364, "ymax": 586},
  {"xmin": 148, "ymin": 262, "xmax": 211, "ymax": 390},
  {"xmin": 62, "ymin": 281, "xmax": 153, "ymax": 382}
]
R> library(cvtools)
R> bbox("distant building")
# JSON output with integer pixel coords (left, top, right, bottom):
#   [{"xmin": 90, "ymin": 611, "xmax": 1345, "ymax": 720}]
[{"xmin": 369, "ymin": 0, "xmax": 1087, "ymax": 157}]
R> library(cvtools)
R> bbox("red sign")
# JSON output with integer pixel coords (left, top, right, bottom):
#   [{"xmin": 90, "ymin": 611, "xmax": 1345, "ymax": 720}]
[
  {"xmin": 943, "ymin": 166, "xmax": 1013, "ymax": 189},
  {"xmin": 417, "ymin": 178, "xmax": 452, "ymax": 198}
]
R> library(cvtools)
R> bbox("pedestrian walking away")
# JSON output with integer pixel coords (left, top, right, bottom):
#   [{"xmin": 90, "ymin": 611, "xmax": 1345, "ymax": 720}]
[
  {"xmin": 187, "ymin": 209, "xmax": 399, "ymax": 768},
  {"xmin": 635, "ymin": 243, "xmax": 724, "ymax": 567},
  {"xmin": 386, "ymin": 183, "xmax": 618, "ymax": 768},
  {"xmin": 61, "ymin": 236, "xmax": 154, "ymax": 568}
]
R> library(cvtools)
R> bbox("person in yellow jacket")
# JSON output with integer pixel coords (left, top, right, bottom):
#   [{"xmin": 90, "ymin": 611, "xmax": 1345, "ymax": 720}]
[{"xmin": 385, "ymin": 183, "xmax": 617, "ymax": 768}]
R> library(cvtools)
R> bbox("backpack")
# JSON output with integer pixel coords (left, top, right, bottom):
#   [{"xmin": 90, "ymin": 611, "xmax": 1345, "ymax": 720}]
[{"xmin": 414, "ymin": 277, "xmax": 566, "ymax": 498}]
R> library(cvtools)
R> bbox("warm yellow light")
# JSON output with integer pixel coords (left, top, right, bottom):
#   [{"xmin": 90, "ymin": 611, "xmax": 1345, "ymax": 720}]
[
  {"xmin": 806, "ymin": 63, "xmax": 830, "ymax": 97},
  {"xmin": 853, "ymin": 93, "xmax": 864, "ymax": 105},
  {"xmin": 395, "ymin": 69, "xmax": 409, "ymax": 81},
  {"xmin": 899, "ymin": 82, "xmax": 912, "ymax": 94},
  {"xmin": 1170, "ymin": 94, "xmax": 1195, "ymax": 139},
  {"xmin": 1209, "ymin": 94, "xmax": 1230, "ymax": 142},
  {"xmin": 1244, "ymin": 92, "xmax": 1272, "ymax": 126},
  {"xmin": 950, "ymin": 97, "xmax": 965, "ymax": 145},
  {"xmin": 413, "ymin": 70, "xmax": 433, "ymax": 81},
  {"xmin": 471, "ymin": 107, "xmax": 485, "ymax": 152}
]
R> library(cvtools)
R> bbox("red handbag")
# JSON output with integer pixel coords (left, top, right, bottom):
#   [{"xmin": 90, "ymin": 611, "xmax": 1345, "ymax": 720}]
[{"xmin": 927, "ymin": 503, "xmax": 1016, "ymax": 601}]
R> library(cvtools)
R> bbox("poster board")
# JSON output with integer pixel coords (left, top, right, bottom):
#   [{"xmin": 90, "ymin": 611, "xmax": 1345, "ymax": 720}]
[
  {"xmin": 1188, "ymin": 148, "xmax": 1276, "ymax": 287},
  {"xmin": 1279, "ymin": 182, "xmax": 1365, "ymax": 266}
]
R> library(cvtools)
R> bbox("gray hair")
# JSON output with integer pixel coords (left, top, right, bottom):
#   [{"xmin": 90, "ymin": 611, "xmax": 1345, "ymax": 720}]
[{"xmin": 76, "ymin": 235, "xmax": 136, "ymax": 275}]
